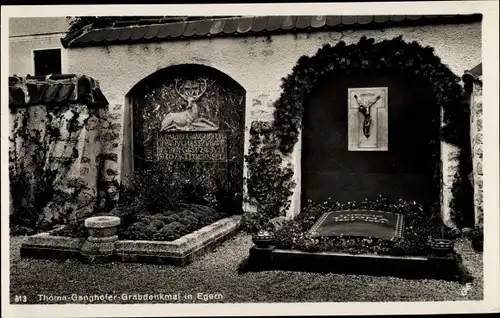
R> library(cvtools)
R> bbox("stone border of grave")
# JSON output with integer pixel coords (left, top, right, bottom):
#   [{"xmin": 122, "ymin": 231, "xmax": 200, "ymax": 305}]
[
  {"xmin": 247, "ymin": 245, "xmax": 466, "ymax": 281},
  {"xmin": 20, "ymin": 215, "xmax": 241, "ymax": 266}
]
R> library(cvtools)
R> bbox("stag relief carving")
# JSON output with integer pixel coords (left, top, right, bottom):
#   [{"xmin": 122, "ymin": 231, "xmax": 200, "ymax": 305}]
[{"xmin": 160, "ymin": 78, "xmax": 218, "ymax": 132}]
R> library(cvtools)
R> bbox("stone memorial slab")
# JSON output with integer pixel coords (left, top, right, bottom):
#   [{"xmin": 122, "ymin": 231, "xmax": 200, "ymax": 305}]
[
  {"xmin": 156, "ymin": 132, "xmax": 227, "ymax": 161},
  {"xmin": 308, "ymin": 209, "xmax": 404, "ymax": 239}
]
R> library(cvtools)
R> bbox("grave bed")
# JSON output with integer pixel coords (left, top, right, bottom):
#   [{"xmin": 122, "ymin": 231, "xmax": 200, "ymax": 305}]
[
  {"xmin": 245, "ymin": 197, "xmax": 473, "ymax": 282},
  {"xmin": 21, "ymin": 215, "xmax": 241, "ymax": 266}
]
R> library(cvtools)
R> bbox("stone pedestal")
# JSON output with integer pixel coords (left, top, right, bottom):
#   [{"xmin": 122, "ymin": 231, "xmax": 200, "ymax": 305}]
[
  {"xmin": 249, "ymin": 245, "xmax": 275, "ymax": 270},
  {"xmin": 81, "ymin": 216, "xmax": 121, "ymax": 263}
]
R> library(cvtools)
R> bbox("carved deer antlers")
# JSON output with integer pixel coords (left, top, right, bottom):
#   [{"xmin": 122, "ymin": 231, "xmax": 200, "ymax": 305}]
[{"xmin": 174, "ymin": 78, "xmax": 208, "ymax": 102}]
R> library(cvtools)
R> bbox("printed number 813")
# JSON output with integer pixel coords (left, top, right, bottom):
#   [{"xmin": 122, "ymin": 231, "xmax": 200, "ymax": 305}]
[{"xmin": 14, "ymin": 295, "xmax": 27, "ymax": 303}]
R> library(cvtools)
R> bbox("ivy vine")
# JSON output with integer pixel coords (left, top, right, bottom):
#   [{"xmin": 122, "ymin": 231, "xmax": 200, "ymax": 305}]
[
  {"xmin": 245, "ymin": 36, "xmax": 473, "ymax": 228},
  {"xmin": 244, "ymin": 121, "xmax": 296, "ymax": 218},
  {"xmin": 9, "ymin": 106, "xmax": 87, "ymax": 233}
]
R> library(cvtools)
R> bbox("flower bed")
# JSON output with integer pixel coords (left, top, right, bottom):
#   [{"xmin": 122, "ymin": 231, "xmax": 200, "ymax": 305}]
[
  {"xmin": 245, "ymin": 195, "xmax": 478, "ymax": 257},
  {"xmin": 54, "ymin": 203, "xmax": 230, "ymax": 242},
  {"xmin": 276, "ymin": 198, "xmax": 440, "ymax": 257}
]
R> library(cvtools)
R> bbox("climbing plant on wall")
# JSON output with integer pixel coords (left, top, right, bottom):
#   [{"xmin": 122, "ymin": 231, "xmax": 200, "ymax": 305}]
[
  {"xmin": 246, "ymin": 36, "xmax": 473, "ymax": 228},
  {"xmin": 9, "ymin": 106, "xmax": 87, "ymax": 233},
  {"xmin": 245, "ymin": 121, "xmax": 296, "ymax": 219}
]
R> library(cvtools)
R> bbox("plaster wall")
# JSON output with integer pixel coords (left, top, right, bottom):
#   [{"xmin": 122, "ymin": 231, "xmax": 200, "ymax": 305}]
[
  {"xmin": 66, "ymin": 22, "xmax": 481, "ymax": 223},
  {"xmin": 9, "ymin": 17, "xmax": 70, "ymax": 76},
  {"xmin": 9, "ymin": 36, "xmax": 68, "ymax": 76},
  {"xmin": 9, "ymin": 17, "xmax": 70, "ymax": 37}
]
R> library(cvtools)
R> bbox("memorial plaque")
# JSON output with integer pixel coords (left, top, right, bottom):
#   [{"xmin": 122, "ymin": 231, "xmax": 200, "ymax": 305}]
[
  {"xmin": 156, "ymin": 132, "xmax": 227, "ymax": 161},
  {"xmin": 308, "ymin": 210, "xmax": 404, "ymax": 239}
]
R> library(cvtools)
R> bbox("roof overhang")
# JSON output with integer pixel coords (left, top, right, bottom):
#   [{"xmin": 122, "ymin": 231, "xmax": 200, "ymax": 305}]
[
  {"xmin": 61, "ymin": 14, "xmax": 483, "ymax": 48},
  {"xmin": 462, "ymin": 63, "xmax": 482, "ymax": 93},
  {"xmin": 9, "ymin": 74, "xmax": 108, "ymax": 108}
]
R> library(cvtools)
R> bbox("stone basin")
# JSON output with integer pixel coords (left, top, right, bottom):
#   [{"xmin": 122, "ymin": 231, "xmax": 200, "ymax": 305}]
[{"xmin": 84, "ymin": 216, "xmax": 121, "ymax": 238}]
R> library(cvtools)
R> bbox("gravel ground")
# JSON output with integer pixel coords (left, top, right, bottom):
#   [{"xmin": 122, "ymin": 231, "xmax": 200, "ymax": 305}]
[{"xmin": 9, "ymin": 233, "xmax": 483, "ymax": 304}]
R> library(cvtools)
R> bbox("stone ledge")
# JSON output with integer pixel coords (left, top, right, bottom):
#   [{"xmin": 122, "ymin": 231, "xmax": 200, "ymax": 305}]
[
  {"xmin": 115, "ymin": 216, "xmax": 241, "ymax": 260},
  {"xmin": 20, "ymin": 234, "xmax": 86, "ymax": 260},
  {"xmin": 20, "ymin": 215, "xmax": 241, "ymax": 266},
  {"xmin": 247, "ymin": 246, "xmax": 467, "ymax": 281}
]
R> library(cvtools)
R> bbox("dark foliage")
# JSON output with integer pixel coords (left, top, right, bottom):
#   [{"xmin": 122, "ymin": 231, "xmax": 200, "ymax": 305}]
[
  {"xmin": 244, "ymin": 122, "xmax": 296, "ymax": 219},
  {"xmin": 240, "ymin": 211, "xmax": 275, "ymax": 233}
]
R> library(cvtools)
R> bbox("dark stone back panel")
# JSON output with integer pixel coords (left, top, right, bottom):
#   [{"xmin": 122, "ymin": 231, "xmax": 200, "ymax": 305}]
[{"xmin": 301, "ymin": 70, "xmax": 439, "ymax": 205}]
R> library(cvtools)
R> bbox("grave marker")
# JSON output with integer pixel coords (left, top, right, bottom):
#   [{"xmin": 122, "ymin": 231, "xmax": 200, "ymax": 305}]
[{"xmin": 308, "ymin": 209, "xmax": 404, "ymax": 239}]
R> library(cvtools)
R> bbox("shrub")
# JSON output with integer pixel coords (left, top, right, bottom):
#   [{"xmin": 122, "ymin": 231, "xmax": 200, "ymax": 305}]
[
  {"xmin": 241, "ymin": 212, "xmax": 274, "ymax": 233},
  {"xmin": 149, "ymin": 217, "xmax": 165, "ymax": 230},
  {"xmin": 111, "ymin": 197, "xmax": 147, "ymax": 220},
  {"xmin": 156, "ymin": 214, "xmax": 175, "ymax": 224},
  {"xmin": 168, "ymin": 213, "xmax": 183, "ymax": 223},
  {"xmin": 136, "ymin": 214, "xmax": 153, "ymax": 223},
  {"xmin": 183, "ymin": 203, "xmax": 216, "ymax": 216},
  {"xmin": 185, "ymin": 215, "xmax": 201, "ymax": 229},
  {"xmin": 167, "ymin": 221, "xmax": 187, "ymax": 236},
  {"xmin": 123, "ymin": 222, "xmax": 157, "ymax": 240},
  {"xmin": 153, "ymin": 225, "xmax": 174, "ymax": 241}
]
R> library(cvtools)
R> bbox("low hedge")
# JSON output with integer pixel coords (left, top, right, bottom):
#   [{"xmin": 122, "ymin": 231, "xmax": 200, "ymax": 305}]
[{"xmin": 53, "ymin": 203, "xmax": 229, "ymax": 242}]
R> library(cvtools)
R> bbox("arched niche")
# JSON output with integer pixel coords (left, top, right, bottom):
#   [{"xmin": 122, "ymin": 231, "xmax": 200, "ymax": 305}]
[
  {"xmin": 272, "ymin": 36, "xmax": 473, "ymax": 226},
  {"xmin": 124, "ymin": 64, "xmax": 246, "ymax": 214}
]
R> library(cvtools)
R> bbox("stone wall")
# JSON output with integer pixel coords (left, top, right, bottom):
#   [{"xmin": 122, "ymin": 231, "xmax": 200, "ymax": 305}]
[
  {"xmin": 470, "ymin": 81, "xmax": 484, "ymax": 228},
  {"xmin": 8, "ymin": 75, "xmax": 111, "ymax": 227},
  {"xmin": 440, "ymin": 140, "xmax": 461, "ymax": 228},
  {"xmin": 96, "ymin": 103, "xmax": 124, "ymax": 209},
  {"xmin": 66, "ymin": 23, "xmax": 481, "ymax": 220}
]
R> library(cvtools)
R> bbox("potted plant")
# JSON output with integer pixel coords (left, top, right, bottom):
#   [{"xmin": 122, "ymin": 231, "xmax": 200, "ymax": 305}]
[
  {"xmin": 252, "ymin": 229, "xmax": 274, "ymax": 248},
  {"xmin": 428, "ymin": 223, "xmax": 454, "ymax": 256}
]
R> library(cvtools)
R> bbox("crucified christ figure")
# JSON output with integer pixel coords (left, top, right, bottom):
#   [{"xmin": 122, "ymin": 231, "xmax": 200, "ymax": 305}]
[{"xmin": 354, "ymin": 94, "xmax": 381, "ymax": 138}]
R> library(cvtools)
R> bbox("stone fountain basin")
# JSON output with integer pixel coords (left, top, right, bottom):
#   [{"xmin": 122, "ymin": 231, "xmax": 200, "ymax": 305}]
[{"xmin": 84, "ymin": 216, "xmax": 121, "ymax": 237}]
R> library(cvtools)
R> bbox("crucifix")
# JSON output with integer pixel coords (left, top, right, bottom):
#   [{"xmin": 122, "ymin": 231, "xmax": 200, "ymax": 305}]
[
  {"xmin": 347, "ymin": 87, "xmax": 388, "ymax": 151},
  {"xmin": 354, "ymin": 94, "xmax": 381, "ymax": 138}
]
